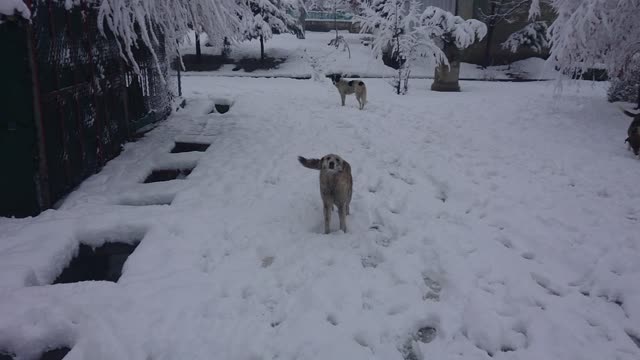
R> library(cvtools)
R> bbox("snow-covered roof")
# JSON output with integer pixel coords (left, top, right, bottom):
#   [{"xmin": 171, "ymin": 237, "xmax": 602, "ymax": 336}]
[{"xmin": 0, "ymin": 0, "xmax": 30, "ymax": 21}]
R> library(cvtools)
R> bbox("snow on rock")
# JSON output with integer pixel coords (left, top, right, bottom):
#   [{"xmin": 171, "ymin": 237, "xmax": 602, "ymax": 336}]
[
  {"xmin": 1, "ymin": 78, "xmax": 639, "ymax": 360},
  {"xmin": 0, "ymin": 0, "xmax": 30, "ymax": 20}
]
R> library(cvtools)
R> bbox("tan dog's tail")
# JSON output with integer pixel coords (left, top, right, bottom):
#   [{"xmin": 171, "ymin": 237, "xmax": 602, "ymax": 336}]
[{"xmin": 298, "ymin": 156, "xmax": 321, "ymax": 170}]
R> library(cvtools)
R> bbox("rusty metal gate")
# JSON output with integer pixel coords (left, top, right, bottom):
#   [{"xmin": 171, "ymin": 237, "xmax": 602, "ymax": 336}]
[{"xmin": 0, "ymin": 0, "xmax": 171, "ymax": 217}]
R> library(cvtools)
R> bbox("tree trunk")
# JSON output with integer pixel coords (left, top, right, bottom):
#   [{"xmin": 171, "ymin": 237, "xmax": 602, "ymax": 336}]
[
  {"xmin": 483, "ymin": 25, "xmax": 495, "ymax": 68},
  {"xmin": 431, "ymin": 43, "xmax": 461, "ymax": 92},
  {"xmin": 195, "ymin": 32, "xmax": 202, "ymax": 64},
  {"xmin": 334, "ymin": 2, "xmax": 339, "ymax": 42},
  {"xmin": 636, "ymin": 81, "xmax": 640, "ymax": 109},
  {"xmin": 260, "ymin": 35, "xmax": 265, "ymax": 61}
]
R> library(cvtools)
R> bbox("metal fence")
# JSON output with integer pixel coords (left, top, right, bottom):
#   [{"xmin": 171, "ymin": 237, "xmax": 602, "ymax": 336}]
[{"xmin": 0, "ymin": 0, "xmax": 171, "ymax": 217}]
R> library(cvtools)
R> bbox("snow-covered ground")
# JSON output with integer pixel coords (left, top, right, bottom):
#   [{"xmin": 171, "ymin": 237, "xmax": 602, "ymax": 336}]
[
  {"xmin": 1, "ymin": 76, "xmax": 640, "ymax": 360},
  {"xmin": 181, "ymin": 31, "xmax": 557, "ymax": 80}
]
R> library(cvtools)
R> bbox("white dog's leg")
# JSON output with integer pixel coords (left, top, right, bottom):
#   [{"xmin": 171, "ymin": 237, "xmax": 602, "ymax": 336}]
[
  {"xmin": 323, "ymin": 202, "xmax": 332, "ymax": 234},
  {"xmin": 338, "ymin": 204, "xmax": 347, "ymax": 233}
]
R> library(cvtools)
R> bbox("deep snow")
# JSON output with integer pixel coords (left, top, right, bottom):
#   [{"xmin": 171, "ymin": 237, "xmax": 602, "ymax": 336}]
[{"xmin": 1, "ymin": 77, "xmax": 640, "ymax": 360}]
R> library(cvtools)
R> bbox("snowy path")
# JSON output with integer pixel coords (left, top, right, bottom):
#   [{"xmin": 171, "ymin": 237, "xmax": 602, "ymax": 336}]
[{"xmin": 1, "ymin": 78, "xmax": 639, "ymax": 360}]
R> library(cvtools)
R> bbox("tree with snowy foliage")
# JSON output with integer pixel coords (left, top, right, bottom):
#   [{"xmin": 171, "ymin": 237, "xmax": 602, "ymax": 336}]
[
  {"xmin": 238, "ymin": 0, "xmax": 303, "ymax": 61},
  {"xmin": 501, "ymin": 21, "xmax": 549, "ymax": 54},
  {"xmin": 358, "ymin": 0, "xmax": 430, "ymax": 94},
  {"xmin": 96, "ymin": 0, "xmax": 241, "ymax": 77},
  {"xmin": 420, "ymin": 6, "xmax": 487, "ymax": 91},
  {"xmin": 527, "ymin": 1, "xmax": 639, "ymax": 107},
  {"xmin": 476, "ymin": 0, "xmax": 538, "ymax": 67}
]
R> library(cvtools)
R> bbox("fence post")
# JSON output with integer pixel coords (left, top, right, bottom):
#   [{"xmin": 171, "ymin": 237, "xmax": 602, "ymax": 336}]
[{"xmin": 26, "ymin": 20, "xmax": 51, "ymax": 210}]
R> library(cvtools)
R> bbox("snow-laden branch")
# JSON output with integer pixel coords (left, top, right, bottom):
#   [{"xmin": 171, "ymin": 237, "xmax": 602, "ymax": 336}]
[
  {"xmin": 501, "ymin": 21, "xmax": 549, "ymax": 53},
  {"xmin": 545, "ymin": 0, "xmax": 640, "ymax": 77},
  {"xmin": 44, "ymin": 0, "xmax": 241, "ymax": 80},
  {"xmin": 420, "ymin": 6, "xmax": 487, "ymax": 50}
]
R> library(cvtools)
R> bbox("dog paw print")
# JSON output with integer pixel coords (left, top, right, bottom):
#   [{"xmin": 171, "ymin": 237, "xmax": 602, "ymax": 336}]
[
  {"xmin": 361, "ymin": 251, "xmax": 384, "ymax": 269},
  {"xmin": 422, "ymin": 273, "xmax": 442, "ymax": 301}
]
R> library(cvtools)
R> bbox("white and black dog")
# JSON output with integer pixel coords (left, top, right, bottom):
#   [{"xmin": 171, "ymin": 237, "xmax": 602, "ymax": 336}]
[{"xmin": 331, "ymin": 74, "xmax": 367, "ymax": 110}]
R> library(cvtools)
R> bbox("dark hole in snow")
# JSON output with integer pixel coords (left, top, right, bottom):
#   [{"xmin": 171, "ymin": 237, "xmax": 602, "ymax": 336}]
[
  {"xmin": 214, "ymin": 104, "xmax": 230, "ymax": 114},
  {"xmin": 416, "ymin": 326, "xmax": 437, "ymax": 343},
  {"xmin": 54, "ymin": 242, "xmax": 140, "ymax": 284},
  {"xmin": 143, "ymin": 168, "xmax": 193, "ymax": 183},
  {"xmin": 171, "ymin": 142, "xmax": 210, "ymax": 153},
  {"xmin": 500, "ymin": 346, "xmax": 516, "ymax": 353},
  {"xmin": 0, "ymin": 347, "xmax": 71, "ymax": 360}
]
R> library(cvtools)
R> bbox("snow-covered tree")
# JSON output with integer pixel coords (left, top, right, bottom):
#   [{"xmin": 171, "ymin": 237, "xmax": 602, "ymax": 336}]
[
  {"xmin": 358, "ymin": 0, "xmax": 428, "ymax": 94},
  {"xmin": 530, "ymin": 0, "xmax": 640, "ymax": 105},
  {"xmin": 238, "ymin": 0, "xmax": 303, "ymax": 60},
  {"xmin": 501, "ymin": 21, "xmax": 549, "ymax": 54},
  {"xmin": 476, "ymin": 0, "xmax": 534, "ymax": 66},
  {"xmin": 420, "ymin": 6, "xmax": 487, "ymax": 91},
  {"xmin": 97, "ymin": 0, "xmax": 241, "ymax": 77},
  {"xmin": 325, "ymin": 0, "xmax": 354, "ymax": 54},
  {"xmin": 357, "ymin": 3, "xmax": 486, "ymax": 93}
]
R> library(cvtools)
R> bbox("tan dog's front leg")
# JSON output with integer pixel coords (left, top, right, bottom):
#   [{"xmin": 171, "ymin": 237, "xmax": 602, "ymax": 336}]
[
  {"xmin": 341, "ymin": 94, "xmax": 346, "ymax": 106},
  {"xmin": 323, "ymin": 202, "xmax": 332, "ymax": 234},
  {"xmin": 338, "ymin": 204, "xmax": 347, "ymax": 233}
]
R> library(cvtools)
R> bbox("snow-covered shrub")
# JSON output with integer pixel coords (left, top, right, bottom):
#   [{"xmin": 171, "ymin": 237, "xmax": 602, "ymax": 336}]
[
  {"xmin": 501, "ymin": 21, "xmax": 549, "ymax": 54},
  {"xmin": 608, "ymin": 56, "xmax": 640, "ymax": 107}
]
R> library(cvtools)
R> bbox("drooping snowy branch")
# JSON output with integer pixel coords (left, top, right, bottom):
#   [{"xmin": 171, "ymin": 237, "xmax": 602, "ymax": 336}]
[
  {"xmin": 92, "ymin": 0, "xmax": 241, "ymax": 78},
  {"xmin": 420, "ymin": 6, "xmax": 487, "ymax": 51},
  {"xmin": 238, "ymin": 0, "xmax": 303, "ymax": 42},
  {"xmin": 544, "ymin": 0, "xmax": 640, "ymax": 78},
  {"xmin": 501, "ymin": 21, "xmax": 549, "ymax": 53},
  {"xmin": 477, "ymin": 0, "xmax": 531, "ymax": 27}
]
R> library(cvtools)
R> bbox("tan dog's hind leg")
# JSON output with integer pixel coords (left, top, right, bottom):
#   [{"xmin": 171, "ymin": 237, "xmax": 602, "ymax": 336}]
[
  {"xmin": 323, "ymin": 202, "xmax": 332, "ymax": 234},
  {"xmin": 338, "ymin": 204, "xmax": 347, "ymax": 233}
]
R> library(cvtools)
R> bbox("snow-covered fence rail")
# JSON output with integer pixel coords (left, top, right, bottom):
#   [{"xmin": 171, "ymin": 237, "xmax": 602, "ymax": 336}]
[{"xmin": 0, "ymin": 0, "xmax": 171, "ymax": 218}]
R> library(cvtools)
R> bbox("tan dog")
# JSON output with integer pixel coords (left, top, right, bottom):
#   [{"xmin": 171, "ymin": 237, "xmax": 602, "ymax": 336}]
[
  {"xmin": 623, "ymin": 109, "xmax": 640, "ymax": 156},
  {"xmin": 298, "ymin": 154, "xmax": 353, "ymax": 234},
  {"xmin": 331, "ymin": 74, "xmax": 367, "ymax": 110}
]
